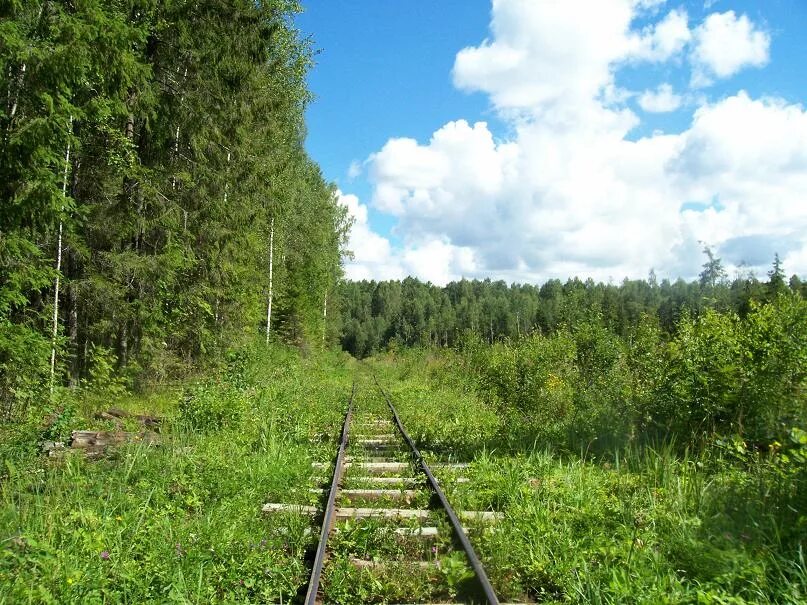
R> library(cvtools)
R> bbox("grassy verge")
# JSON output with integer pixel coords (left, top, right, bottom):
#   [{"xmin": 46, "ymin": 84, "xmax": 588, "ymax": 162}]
[
  {"xmin": 2, "ymin": 344, "xmax": 804, "ymax": 603},
  {"xmin": 0, "ymin": 344, "xmax": 353, "ymax": 603},
  {"xmin": 374, "ymin": 351, "xmax": 807, "ymax": 604}
]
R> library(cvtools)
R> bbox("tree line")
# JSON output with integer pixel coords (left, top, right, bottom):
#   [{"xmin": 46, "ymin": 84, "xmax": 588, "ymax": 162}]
[
  {"xmin": 338, "ymin": 251, "xmax": 804, "ymax": 358},
  {"xmin": 1, "ymin": 1, "xmax": 348, "ymax": 419}
]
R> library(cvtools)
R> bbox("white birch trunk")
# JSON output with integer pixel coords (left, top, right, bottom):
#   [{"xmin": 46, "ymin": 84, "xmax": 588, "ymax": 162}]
[
  {"xmin": 171, "ymin": 66, "xmax": 187, "ymax": 191},
  {"xmin": 265, "ymin": 217, "xmax": 274, "ymax": 343},
  {"xmin": 50, "ymin": 116, "xmax": 72, "ymax": 392},
  {"xmin": 323, "ymin": 292, "xmax": 327, "ymax": 343},
  {"xmin": 223, "ymin": 150, "xmax": 231, "ymax": 204},
  {"xmin": 8, "ymin": 63, "xmax": 25, "ymax": 121},
  {"xmin": 7, "ymin": 4, "xmax": 45, "ymax": 129}
]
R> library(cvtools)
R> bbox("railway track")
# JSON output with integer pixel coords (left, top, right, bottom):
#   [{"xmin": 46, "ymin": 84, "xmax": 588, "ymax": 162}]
[{"xmin": 263, "ymin": 379, "xmax": 525, "ymax": 604}]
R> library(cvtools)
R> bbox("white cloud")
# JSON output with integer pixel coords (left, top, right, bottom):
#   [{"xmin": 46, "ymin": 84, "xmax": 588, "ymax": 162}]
[
  {"xmin": 341, "ymin": 0, "xmax": 806, "ymax": 285},
  {"xmin": 347, "ymin": 160, "xmax": 362, "ymax": 180},
  {"xmin": 638, "ymin": 83, "xmax": 683, "ymax": 112},
  {"xmin": 629, "ymin": 8, "xmax": 692, "ymax": 62},
  {"xmin": 336, "ymin": 190, "xmax": 480, "ymax": 284},
  {"xmin": 402, "ymin": 239, "xmax": 478, "ymax": 285},
  {"xmin": 691, "ymin": 11, "xmax": 770, "ymax": 86},
  {"xmin": 336, "ymin": 191, "xmax": 403, "ymax": 281},
  {"xmin": 452, "ymin": 0, "xmax": 640, "ymax": 115}
]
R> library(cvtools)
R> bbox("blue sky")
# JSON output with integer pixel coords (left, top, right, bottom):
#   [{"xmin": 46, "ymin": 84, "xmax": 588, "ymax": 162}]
[
  {"xmin": 297, "ymin": 1, "xmax": 493, "ymax": 243},
  {"xmin": 297, "ymin": 1, "xmax": 807, "ymax": 284}
]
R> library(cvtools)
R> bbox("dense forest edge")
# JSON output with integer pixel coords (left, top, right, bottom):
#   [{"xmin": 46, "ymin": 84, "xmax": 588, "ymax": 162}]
[
  {"xmin": 1, "ymin": 1, "xmax": 348, "ymax": 423},
  {"xmin": 338, "ymin": 251, "xmax": 804, "ymax": 357}
]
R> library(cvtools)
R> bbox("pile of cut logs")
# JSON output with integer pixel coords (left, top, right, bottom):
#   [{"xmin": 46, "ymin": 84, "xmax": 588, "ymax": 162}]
[{"xmin": 42, "ymin": 408, "xmax": 161, "ymax": 459}]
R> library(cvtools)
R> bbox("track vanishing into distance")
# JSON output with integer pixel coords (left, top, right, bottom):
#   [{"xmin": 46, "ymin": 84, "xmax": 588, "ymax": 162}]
[{"xmin": 262, "ymin": 378, "xmax": 527, "ymax": 604}]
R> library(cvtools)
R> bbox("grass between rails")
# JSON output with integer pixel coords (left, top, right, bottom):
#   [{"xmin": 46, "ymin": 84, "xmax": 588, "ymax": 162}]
[{"xmin": 374, "ymin": 352, "xmax": 807, "ymax": 604}]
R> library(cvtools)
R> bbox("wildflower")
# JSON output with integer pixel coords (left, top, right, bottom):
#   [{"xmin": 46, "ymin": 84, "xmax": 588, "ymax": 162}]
[
  {"xmin": 67, "ymin": 578, "xmax": 74, "ymax": 585},
  {"xmin": 100, "ymin": 550, "xmax": 110, "ymax": 560}
]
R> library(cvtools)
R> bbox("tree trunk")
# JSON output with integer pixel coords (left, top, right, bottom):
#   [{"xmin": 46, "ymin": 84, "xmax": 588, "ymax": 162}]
[
  {"xmin": 7, "ymin": 63, "xmax": 25, "ymax": 123},
  {"xmin": 223, "ymin": 150, "xmax": 231, "ymax": 204},
  {"xmin": 5, "ymin": 3, "xmax": 45, "ymax": 132},
  {"xmin": 119, "ymin": 319, "xmax": 128, "ymax": 367},
  {"xmin": 68, "ymin": 277, "xmax": 78, "ymax": 387},
  {"xmin": 265, "ymin": 217, "xmax": 274, "ymax": 343},
  {"xmin": 50, "ymin": 116, "xmax": 72, "ymax": 393}
]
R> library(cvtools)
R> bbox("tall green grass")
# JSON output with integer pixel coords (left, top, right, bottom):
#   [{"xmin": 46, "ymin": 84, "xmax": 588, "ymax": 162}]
[
  {"xmin": 376, "ymin": 351, "xmax": 807, "ymax": 604},
  {"xmin": 0, "ymin": 343, "xmax": 354, "ymax": 603}
]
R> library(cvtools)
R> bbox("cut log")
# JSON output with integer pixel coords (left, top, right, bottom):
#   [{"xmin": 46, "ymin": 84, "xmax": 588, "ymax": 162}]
[
  {"xmin": 41, "ymin": 441, "xmax": 66, "ymax": 457},
  {"xmin": 347, "ymin": 476, "xmax": 469, "ymax": 485},
  {"xmin": 336, "ymin": 507, "xmax": 502, "ymax": 522},
  {"xmin": 70, "ymin": 430, "xmax": 159, "ymax": 449},
  {"xmin": 345, "ymin": 456, "xmax": 402, "ymax": 463},
  {"xmin": 334, "ymin": 489, "xmax": 420, "ymax": 501},
  {"xmin": 354, "ymin": 443, "xmax": 400, "ymax": 451},
  {"xmin": 95, "ymin": 408, "xmax": 162, "ymax": 428},
  {"xmin": 313, "ymin": 461, "xmax": 408, "ymax": 474},
  {"xmin": 394, "ymin": 526, "xmax": 439, "ymax": 537},
  {"xmin": 349, "ymin": 476, "xmax": 422, "ymax": 485},
  {"xmin": 356, "ymin": 439, "xmax": 397, "ymax": 446}
]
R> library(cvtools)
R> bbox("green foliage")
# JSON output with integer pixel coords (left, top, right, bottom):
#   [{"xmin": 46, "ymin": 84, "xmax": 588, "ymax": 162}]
[
  {"xmin": 339, "ymin": 251, "xmax": 796, "ymax": 359},
  {"xmin": 0, "ymin": 320, "xmax": 51, "ymax": 421},
  {"xmin": 84, "ymin": 345, "xmax": 128, "ymax": 396},
  {"xmin": 0, "ymin": 342, "xmax": 352, "ymax": 603},
  {"xmin": 1, "ymin": 334, "xmax": 804, "ymax": 603},
  {"xmin": 179, "ymin": 382, "xmax": 247, "ymax": 432},
  {"xmin": 40, "ymin": 401, "xmax": 78, "ymax": 444},
  {"xmin": 440, "ymin": 294, "xmax": 807, "ymax": 452},
  {"xmin": 377, "ymin": 351, "xmax": 807, "ymax": 604},
  {"xmin": 1, "ymin": 0, "xmax": 348, "ymax": 423}
]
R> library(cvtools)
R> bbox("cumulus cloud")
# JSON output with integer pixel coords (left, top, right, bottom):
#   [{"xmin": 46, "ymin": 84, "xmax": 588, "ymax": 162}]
[
  {"xmin": 336, "ymin": 190, "xmax": 479, "ymax": 284},
  {"xmin": 638, "ymin": 83, "xmax": 683, "ymax": 112},
  {"xmin": 339, "ymin": 1, "xmax": 805, "ymax": 285},
  {"xmin": 629, "ymin": 8, "xmax": 692, "ymax": 62},
  {"xmin": 691, "ymin": 11, "xmax": 770, "ymax": 86},
  {"xmin": 336, "ymin": 191, "xmax": 403, "ymax": 281},
  {"xmin": 453, "ymin": 0, "xmax": 640, "ymax": 115}
]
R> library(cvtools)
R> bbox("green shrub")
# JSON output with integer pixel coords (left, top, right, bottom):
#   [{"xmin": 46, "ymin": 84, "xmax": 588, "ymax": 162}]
[
  {"xmin": 741, "ymin": 294, "xmax": 807, "ymax": 442},
  {"xmin": 84, "ymin": 344, "xmax": 129, "ymax": 396},
  {"xmin": 179, "ymin": 382, "xmax": 246, "ymax": 431},
  {"xmin": 0, "ymin": 321, "xmax": 51, "ymax": 422}
]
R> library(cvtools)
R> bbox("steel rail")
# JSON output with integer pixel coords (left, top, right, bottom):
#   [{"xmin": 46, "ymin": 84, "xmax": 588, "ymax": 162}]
[
  {"xmin": 374, "ymin": 377, "xmax": 501, "ymax": 605},
  {"xmin": 304, "ymin": 382, "xmax": 355, "ymax": 605}
]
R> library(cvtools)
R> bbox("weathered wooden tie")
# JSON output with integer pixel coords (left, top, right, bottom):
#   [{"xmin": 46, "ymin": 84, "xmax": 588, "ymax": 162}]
[
  {"xmin": 312, "ymin": 461, "xmax": 470, "ymax": 473},
  {"xmin": 262, "ymin": 502, "xmax": 502, "ymax": 522}
]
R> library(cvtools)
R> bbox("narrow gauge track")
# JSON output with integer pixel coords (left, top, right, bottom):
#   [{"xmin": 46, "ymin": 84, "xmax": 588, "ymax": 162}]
[{"xmin": 270, "ymin": 378, "xmax": 518, "ymax": 605}]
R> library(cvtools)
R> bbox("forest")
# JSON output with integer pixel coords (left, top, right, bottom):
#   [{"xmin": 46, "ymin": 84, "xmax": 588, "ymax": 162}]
[
  {"xmin": 1, "ymin": 0, "xmax": 348, "ymax": 422},
  {"xmin": 338, "ymin": 251, "xmax": 804, "ymax": 357}
]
